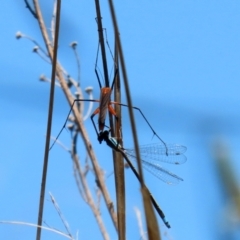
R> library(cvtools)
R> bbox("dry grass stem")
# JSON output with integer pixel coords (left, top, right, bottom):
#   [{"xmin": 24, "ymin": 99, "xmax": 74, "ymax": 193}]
[
  {"xmin": 49, "ymin": 192, "xmax": 73, "ymax": 237},
  {"xmin": 0, "ymin": 221, "xmax": 74, "ymax": 239}
]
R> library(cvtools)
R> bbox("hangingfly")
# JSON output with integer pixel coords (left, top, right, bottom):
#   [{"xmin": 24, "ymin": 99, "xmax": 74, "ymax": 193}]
[
  {"xmin": 50, "ymin": 56, "xmax": 168, "ymax": 152},
  {"xmin": 50, "ymin": 25, "xmax": 167, "ymax": 152}
]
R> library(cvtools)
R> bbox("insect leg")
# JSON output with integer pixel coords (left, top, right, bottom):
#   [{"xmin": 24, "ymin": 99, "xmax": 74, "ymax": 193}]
[
  {"xmin": 111, "ymin": 101, "xmax": 168, "ymax": 155},
  {"xmin": 91, "ymin": 108, "xmax": 101, "ymax": 138},
  {"xmin": 110, "ymin": 67, "xmax": 118, "ymax": 90},
  {"xmin": 95, "ymin": 68, "xmax": 102, "ymax": 89},
  {"xmin": 49, "ymin": 99, "xmax": 100, "ymax": 150},
  {"xmin": 95, "ymin": 43, "xmax": 102, "ymax": 88}
]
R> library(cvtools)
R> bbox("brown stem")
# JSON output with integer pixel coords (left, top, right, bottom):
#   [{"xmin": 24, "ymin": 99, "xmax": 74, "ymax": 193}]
[
  {"xmin": 36, "ymin": 1, "xmax": 61, "ymax": 239},
  {"xmin": 113, "ymin": 41, "xmax": 125, "ymax": 239},
  {"xmin": 71, "ymin": 133, "xmax": 110, "ymax": 240},
  {"xmin": 107, "ymin": 1, "xmax": 161, "ymax": 239}
]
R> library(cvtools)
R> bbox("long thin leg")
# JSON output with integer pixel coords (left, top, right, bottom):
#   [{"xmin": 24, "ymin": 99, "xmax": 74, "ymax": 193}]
[
  {"xmin": 111, "ymin": 67, "xmax": 118, "ymax": 90},
  {"xmin": 95, "ymin": 68, "xmax": 102, "ymax": 89},
  {"xmin": 110, "ymin": 101, "xmax": 168, "ymax": 155},
  {"xmin": 94, "ymin": 42, "xmax": 117, "ymax": 89},
  {"xmin": 49, "ymin": 98, "xmax": 100, "ymax": 150},
  {"xmin": 102, "ymin": 28, "xmax": 118, "ymax": 91},
  {"xmin": 91, "ymin": 108, "xmax": 101, "ymax": 137},
  {"xmin": 95, "ymin": 43, "xmax": 102, "ymax": 88}
]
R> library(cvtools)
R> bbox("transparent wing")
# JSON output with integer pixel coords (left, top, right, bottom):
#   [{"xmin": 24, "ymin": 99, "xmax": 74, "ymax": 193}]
[
  {"xmin": 125, "ymin": 143, "xmax": 187, "ymax": 165},
  {"xmin": 141, "ymin": 159, "xmax": 183, "ymax": 185},
  {"xmin": 125, "ymin": 152, "xmax": 183, "ymax": 185}
]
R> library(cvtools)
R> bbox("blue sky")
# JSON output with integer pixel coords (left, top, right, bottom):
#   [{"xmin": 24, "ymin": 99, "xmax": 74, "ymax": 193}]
[{"xmin": 1, "ymin": 1, "xmax": 240, "ymax": 239}]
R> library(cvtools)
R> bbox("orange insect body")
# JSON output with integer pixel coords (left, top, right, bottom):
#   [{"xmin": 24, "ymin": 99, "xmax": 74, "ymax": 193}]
[{"xmin": 92, "ymin": 87, "xmax": 117, "ymax": 131}]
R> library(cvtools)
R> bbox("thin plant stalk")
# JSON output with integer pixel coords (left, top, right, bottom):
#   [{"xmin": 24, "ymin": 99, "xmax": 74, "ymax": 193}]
[
  {"xmin": 113, "ymin": 41, "xmax": 125, "ymax": 239},
  {"xmin": 36, "ymin": 1, "xmax": 61, "ymax": 240},
  {"xmin": 107, "ymin": 1, "xmax": 161, "ymax": 239}
]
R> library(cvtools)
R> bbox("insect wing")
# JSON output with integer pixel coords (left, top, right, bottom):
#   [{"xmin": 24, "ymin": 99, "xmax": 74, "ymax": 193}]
[
  {"xmin": 141, "ymin": 159, "xmax": 183, "ymax": 185},
  {"xmin": 125, "ymin": 143, "xmax": 187, "ymax": 165}
]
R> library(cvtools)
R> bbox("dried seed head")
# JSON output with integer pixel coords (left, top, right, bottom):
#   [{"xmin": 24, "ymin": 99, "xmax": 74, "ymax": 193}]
[
  {"xmin": 39, "ymin": 74, "xmax": 46, "ymax": 81},
  {"xmin": 75, "ymin": 91, "xmax": 80, "ymax": 98},
  {"xmin": 15, "ymin": 31, "xmax": 22, "ymax": 39},
  {"xmin": 85, "ymin": 87, "xmax": 93, "ymax": 94},
  {"xmin": 70, "ymin": 41, "xmax": 78, "ymax": 49},
  {"xmin": 33, "ymin": 46, "xmax": 39, "ymax": 52},
  {"xmin": 67, "ymin": 123, "xmax": 74, "ymax": 131}
]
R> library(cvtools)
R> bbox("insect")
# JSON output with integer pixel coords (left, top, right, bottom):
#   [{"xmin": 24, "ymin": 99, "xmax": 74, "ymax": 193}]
[
  {"xmin": 50, "ymin": 48, "xmax": 168, "ymax": 152},
  {"xmin": 98, "ymin": 130, "xmax": 187, "ymax": 228}
]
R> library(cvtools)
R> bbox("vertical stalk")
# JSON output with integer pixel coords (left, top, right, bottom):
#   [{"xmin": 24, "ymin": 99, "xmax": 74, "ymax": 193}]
[
  {"xmin": 113, "ymin": 40, "xmax": 125, "ymax": 239},
  {"xmin": 107, "ymin": 1, "xmax": 161, "ymax": 239},
  {"xmin": 36, "ymin": 1, "xmax": 61, "ymax": 240}
]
